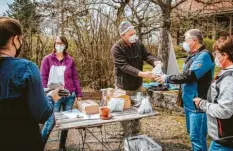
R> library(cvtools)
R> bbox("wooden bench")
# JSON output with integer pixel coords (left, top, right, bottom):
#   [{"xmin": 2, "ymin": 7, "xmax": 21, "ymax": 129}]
[{"xmin": 82, "ymin": 91, "xmax": 102, "ymax": 101}]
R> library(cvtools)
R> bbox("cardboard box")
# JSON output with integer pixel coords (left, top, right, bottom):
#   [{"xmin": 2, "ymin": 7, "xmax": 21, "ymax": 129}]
[
  {"xmin": 77, "ymin": 100, "xmax": 99, "ymax": 115},
  {"xmin": 109, "ymin": 95, "xmax": 131, "ymax": 110}
]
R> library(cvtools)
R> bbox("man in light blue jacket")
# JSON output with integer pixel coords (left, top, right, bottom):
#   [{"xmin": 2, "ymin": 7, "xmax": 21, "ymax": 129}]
[{"xmin": 155, "ymin": 29, "xmax": 215, "ymax": 151}]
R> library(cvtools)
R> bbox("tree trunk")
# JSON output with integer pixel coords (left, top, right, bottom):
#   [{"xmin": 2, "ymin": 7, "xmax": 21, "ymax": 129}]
[
  {"xmin": 158, "ymin": 10, "xmax": 171, "ymax": 73},
  {"xmin": 137, "ymin": 24, "xmax": 143, "ymax": 41},
  {"xmin": 116, "ymin": 0, "xmax": 130, "ymax": 26}
]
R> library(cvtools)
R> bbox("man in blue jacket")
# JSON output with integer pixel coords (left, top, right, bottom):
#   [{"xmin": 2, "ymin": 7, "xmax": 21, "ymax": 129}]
[{"xmin": 155, "ymin": 29, "xmax": 215, "ymax": 151}]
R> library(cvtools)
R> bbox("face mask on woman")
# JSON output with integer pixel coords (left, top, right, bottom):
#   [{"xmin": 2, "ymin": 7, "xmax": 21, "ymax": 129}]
[
  {"xmin": 13, "ymin": 36, "xmax": 22, "ymax": 57},
  {"xmin": 215, "ymin": 56, "xmax": 223, "ymax": 68},
  {"xmin": 55, "ymin": 45, "xmax": 65, "ymax": 53}
]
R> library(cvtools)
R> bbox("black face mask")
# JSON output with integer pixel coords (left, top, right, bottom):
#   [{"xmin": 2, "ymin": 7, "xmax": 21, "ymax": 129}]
[{"xmin": 13, "ymin": 36, "xmax": 22, "ymax": 57}]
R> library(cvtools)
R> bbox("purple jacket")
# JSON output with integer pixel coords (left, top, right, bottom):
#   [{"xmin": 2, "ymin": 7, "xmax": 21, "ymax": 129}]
[{"xmin": 40, "ymin": 52, "xmax": 82, "ymax": 97}]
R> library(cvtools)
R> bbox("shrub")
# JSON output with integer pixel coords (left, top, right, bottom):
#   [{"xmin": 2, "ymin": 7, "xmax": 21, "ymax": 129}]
[
  {"xmin": 174, "ymin": 45, "xmax": 187, "ymax": 59},
  {"xmin": 203, "ymin": 38, "xmax": 216, "ymax": 52}
]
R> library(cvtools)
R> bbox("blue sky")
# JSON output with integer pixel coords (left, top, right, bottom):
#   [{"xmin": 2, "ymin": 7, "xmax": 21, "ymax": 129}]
[{"xmin": 0, "ymin": 0, "xmax": 14, "ymax": 15}]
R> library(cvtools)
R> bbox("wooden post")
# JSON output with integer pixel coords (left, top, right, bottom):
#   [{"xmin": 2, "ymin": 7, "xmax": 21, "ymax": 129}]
[{"xmin": 230, "ymin": 15, "xmax": 232, "ymax": 36}]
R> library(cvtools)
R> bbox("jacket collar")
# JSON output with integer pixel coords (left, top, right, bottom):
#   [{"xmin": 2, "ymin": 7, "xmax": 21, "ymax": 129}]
[
  {"xmin": 185, "ymin": 45, "xmax": 206, "ymax": 64},
  {"xmin": 218, "ymin": 65, "xmax": 233, "ymax": 77},
  {"xmin": 51, "ymin": 51, "xmax": 69, "ymax": 63}
]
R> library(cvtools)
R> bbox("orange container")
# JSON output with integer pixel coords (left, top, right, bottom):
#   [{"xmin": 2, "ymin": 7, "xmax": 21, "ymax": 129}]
[{"xmin": 99, "ymin": 106, "xmax": 110, "ymax": 118}]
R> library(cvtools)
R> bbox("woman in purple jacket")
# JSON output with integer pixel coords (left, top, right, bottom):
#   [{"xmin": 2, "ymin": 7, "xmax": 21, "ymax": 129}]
[{"xmin": 41, "ymin": 36, "xmax": 82, "ymax": 150}]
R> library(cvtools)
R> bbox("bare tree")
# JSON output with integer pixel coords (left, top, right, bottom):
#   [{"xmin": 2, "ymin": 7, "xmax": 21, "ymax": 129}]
[
  {"xmin": 125, "ymin": 0, "xmax": 161, "ymax": 41},
  {"xmin": 112, "ymin": 0, "xmax": 131, "ymax": 26},
  {"xmin": 148, "ymin": 0, "xmax": 188, "ymax": 73}
]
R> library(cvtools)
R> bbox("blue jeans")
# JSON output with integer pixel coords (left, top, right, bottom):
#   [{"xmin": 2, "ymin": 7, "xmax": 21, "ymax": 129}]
[
  {"xmin": 185, "ymin": 109, "xmax": 208, "ymax": 151},
  {"xmin": 209, "ymin": 141, "xmax": 233, "ymax": 151},
  {"xmin": 41, "ymin": 94, "xmax": 75, "ymax": 147}
]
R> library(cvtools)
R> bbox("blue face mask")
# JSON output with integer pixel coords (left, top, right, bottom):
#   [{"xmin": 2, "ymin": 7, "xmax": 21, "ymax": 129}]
[{"xmin": 182, "ymin": 42, "xmax": 190, "ymax": 53}]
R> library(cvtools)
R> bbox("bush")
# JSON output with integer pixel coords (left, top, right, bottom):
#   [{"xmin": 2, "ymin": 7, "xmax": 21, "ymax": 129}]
[
  {"xmin": 174, "ymin": 45, "xmax": 188, "ymax": 59},
  {"xmin": 203, "ymin": 38, "xmax": 216, "ymax": 52}
]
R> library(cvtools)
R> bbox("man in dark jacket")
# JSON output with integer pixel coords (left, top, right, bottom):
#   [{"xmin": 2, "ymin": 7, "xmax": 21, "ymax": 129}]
[{"xmin": 111, "ymin": 21, "xmax": 161, "ymax": 136}]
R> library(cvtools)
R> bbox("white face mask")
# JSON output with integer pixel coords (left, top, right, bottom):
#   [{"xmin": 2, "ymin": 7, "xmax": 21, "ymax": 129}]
[
  {"xmin": 128, "ymin": 34, "xmax": 137, "ymax": 43},
  {"xmin": 55, "ymin": 45, "xmax": 65, "ymax": 53},
  {"xmin": 182, "ymin": 42, "xmax": 190, "ymax": 53},
  {"xmin": 215, "ymin": 56, "xmax": 222, "ymax": 68}
]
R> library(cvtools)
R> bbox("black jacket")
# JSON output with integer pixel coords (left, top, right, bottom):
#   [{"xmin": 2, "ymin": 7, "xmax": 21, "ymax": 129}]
[{"xmin": 111, "ymin": 40, "xmax": 157, "ymax": 90}]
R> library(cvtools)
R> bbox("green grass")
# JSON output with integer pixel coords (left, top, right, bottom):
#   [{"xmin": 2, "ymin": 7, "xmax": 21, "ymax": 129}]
[
  {"xmin": 143, "ymin": 64, "xmax": 153, "ymax": 72},
  {"xmin": 177, "ymin": 59, "xmax": 184, "ymax": 72}
]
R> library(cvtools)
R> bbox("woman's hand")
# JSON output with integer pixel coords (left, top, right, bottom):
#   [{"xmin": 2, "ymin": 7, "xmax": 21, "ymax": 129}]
[
  {"xmin": 75, "ymin": 97, "xmax": 82, "ymax": 106},
  {"xmin": 76, "ymin": 97, "xmax": 82, "ymax": 101},
  {"xmin": 47, "ymin": 86, "xmax": 62, "ymax": 102},
  {"xmin": 193, "ymin": 97, "xmax": 202, "ymax": 108}
]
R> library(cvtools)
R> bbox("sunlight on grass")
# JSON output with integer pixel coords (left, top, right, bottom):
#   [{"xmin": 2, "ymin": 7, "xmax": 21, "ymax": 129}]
[
  {"xmin": 177, "ymin": 59, "xmax": 184, "ymax": 72},
  {"xmin": 143, "ymin": 64, "xmax": 153, "ymax": 72}
]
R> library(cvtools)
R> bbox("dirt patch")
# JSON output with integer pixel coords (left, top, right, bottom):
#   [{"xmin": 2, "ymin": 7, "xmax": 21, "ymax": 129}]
[{"xmin": 45, "ymin": 107, "xmax": 191, "ymax": 151}]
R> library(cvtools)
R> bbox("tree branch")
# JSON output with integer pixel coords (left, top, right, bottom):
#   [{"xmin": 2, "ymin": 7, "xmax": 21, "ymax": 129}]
[{"xmin": 171, "ymin": 0, "xmax": 188, "ymax": 10}]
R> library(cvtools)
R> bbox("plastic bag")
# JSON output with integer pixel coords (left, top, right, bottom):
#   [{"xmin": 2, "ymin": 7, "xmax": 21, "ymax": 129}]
[
  {"xmin": 131, "ymin": 92, "xmax": 143, "ymax": 107},
  {"xmin": 138, "ymin": 96, "xmax": 152, "ymax": 114},
  {"xmin": 108, "ymin": 98, "xmax": 125, "ymax": 112},
  {"xmin": 152, "ymin": 63, "xmax": 163, "ymax": 76},
  {"xmin": 113, "ymin": 89, "xmax": 126, "ymax": 97},
  {"xmin": 47, "ymin": 65, "xmax": 66, "ymax": 89}
]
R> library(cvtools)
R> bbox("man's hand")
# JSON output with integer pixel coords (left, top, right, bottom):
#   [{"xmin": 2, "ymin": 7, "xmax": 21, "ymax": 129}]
[
  {"xmin": 47, "ymin": 86, "xmax": 62, "ymax": 102},
  {"xmin": 154, "ymin": 61, "xmax": 163, "ymax": 67},
  {"xmin": 138, "ymin": 71, "xmax": 156, "ymax": 80},
  {"xmin": 193, "ymin": 98, "xmax": 202, "ymax": 108},
  {"xmin": 154, "ymin": 74, "xmax": 166, "ymax": 83}
]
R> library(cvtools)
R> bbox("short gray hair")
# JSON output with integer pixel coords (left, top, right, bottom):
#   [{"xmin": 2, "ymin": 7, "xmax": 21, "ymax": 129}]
[{"xmin": 184, "ymin": 29, "xmax": 203, "ymax": 44}]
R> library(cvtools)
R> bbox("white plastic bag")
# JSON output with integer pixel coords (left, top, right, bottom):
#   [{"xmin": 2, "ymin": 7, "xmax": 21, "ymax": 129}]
[
  {"xmin": 108, "ymin": 98, "xmax": 125, "ymax": 112},
  {"xmin": 152, "ymin": 63, "xmax": 163, "ymax": 76},
  {"xmin": 113, "ymin": 89, "xmax": 126, "ymax": 97},
  {"xmin": 47, "ymin": 65, "xmax": 66, "ymax": 89},
  {"xmin": 138, "ymin": 96, "xmax": 152, "ymax": 114}
]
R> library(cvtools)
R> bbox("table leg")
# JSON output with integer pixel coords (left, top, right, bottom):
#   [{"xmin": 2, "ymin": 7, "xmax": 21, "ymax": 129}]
[
  {"xmin": 78, "ymin": 128, "xmax": 86, "ymax": 150},
  {"xmin": 86, "ymin": 128, "xmax": 112, "ymax": 151},
  {"xmin": 118, "ymin": 120, "xmax": 136, "ymax": 151}
]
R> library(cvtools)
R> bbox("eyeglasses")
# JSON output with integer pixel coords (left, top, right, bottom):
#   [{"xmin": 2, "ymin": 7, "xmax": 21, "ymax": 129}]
[
  {"xmin": 184, "ymin": 36, "xmax": 197, "ymax": 42},
  {"xmin": 55, "ymin": 42, "xmax": 65, "ymax": 45},
  {"xmin": 212, "ymin": 51, "xmax": 222, "ymax": 58},
  {"xmin": 184, "ymin": 38, "xmax": 192, "ymax": 42}
]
